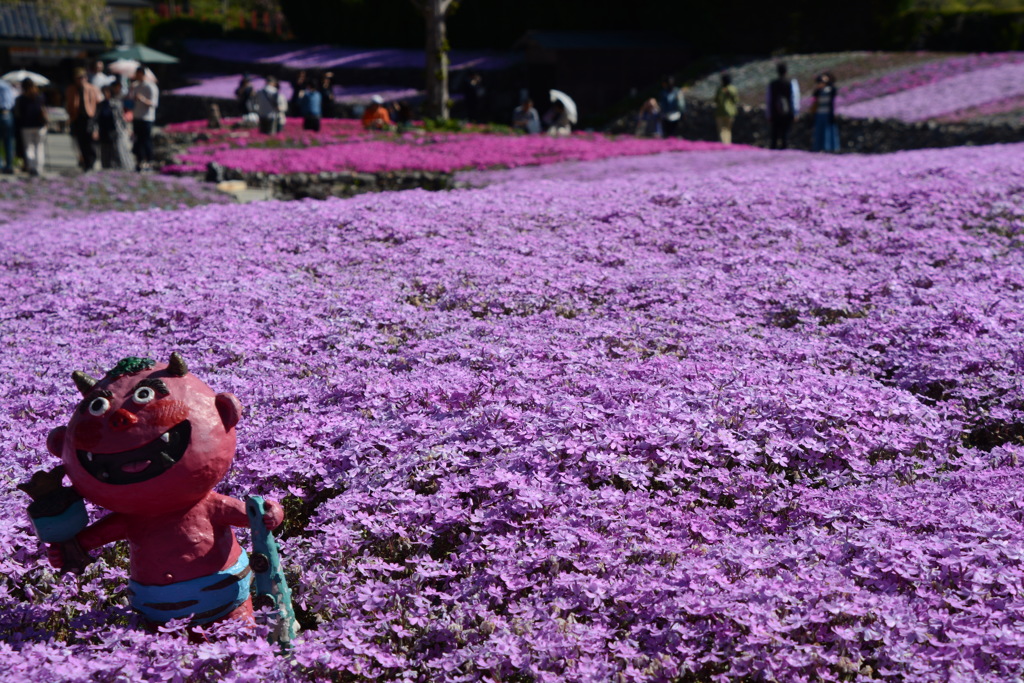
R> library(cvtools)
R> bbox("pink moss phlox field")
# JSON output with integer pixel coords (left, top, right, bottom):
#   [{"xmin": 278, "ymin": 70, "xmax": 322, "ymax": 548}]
[
  {"xmin": 172, "ymin": 133, "xmax": 733, "ymax": 174},
  {"xmin": 829, "ymin": 52, "xmax": 1024, "ymax": 121},
  {"xmin": 161, "ymin": 118, "xmax": 375, "ymax": 174},
  {"xmin": 936, "ymin": 93, "xmax": 1024, "ymax": 123},
  {"xmin": 2, "ymin": 144, "xmax": 1024, "ymax": 681},
  {"xmin": 0, "ymin": 171, "xmax": 231, "ymax": 224},
  {"xmin": 843, "ymin": 60, "xmax": 1024, "ymax": 122}
]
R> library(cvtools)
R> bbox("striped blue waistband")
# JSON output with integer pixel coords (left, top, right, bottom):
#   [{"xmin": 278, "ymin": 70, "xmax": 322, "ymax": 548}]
[{"xmin": 128, "ymin": 550, "xmax": 252, "ymax": 624}]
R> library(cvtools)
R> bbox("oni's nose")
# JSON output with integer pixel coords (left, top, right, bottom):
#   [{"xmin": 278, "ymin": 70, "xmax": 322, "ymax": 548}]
[{"xmin": 109, "ymin": 409, "xmax": 138, "ymax": 431}]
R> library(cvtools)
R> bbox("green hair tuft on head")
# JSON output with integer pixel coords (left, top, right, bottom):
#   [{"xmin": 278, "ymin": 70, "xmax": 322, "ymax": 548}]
[{"xmin": 105, "ymin": 357, "xmax": 156, "ymax": 380}]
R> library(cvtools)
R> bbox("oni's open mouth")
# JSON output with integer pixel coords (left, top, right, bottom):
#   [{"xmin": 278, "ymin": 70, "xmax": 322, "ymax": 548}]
[{"xmin": 77, "ymin": 421, "xmax": 191, "ymax": 485}]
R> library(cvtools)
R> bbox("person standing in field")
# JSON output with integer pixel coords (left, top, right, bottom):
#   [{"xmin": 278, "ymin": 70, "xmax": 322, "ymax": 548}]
[
  {"xmin": 714, "ymin": 72, "xmax": 739, "ymax": 145},
  {"xmin": 811, "ymin": 72, "xmax": 840, "ymax": 153},
  {"xmin": 635, "ymin": 98, "xmax": 661, "ymax": 137},
  {"xmin": 0, "ymin": 77, "xmax": 16, "ymax": 174},
  {"xmin": 97, "ymin": 81, "xmax": 133, "ymax": 170},
  {"xmin": 391, "ymin": 101, "xmax": 412, "ymax": 130},
  {"xmin": 14, "ymin": 78, "xmax": 47, "ymax": 176},
  {"xmin": 298, "ymin": 80, "xmax": 322, "ymax": 132},
  {"xmin": 88, "ymin": 60, "xmax": 108, "ymax": 100},
  {"xmin": 658, "ymin": 76, "xmax": 684, "ymax": 138},
  {"xmin": 318, "ymin": 72, "xmax": 335, "ymax": 118},
  {"xmin": 130, "ymin": 66, "xmax": 159, "ymax": 171},
  {"xmin": 65, "ymin": 67, "xmax": 100, "ymax": 172},
  {"xmin": 254, "ymin": 76, "xmax": 287, "ymax": 135},
  {"xmin": 512, "ymin": 99, "xmax": 540, "ymax": 134},
  {"xmin": 361, "ymin": 95, "xmax": 393, "ymax": 131},
  {"xmin": 290, "ymin": 70, "xmax": 307, "ymax": 117},
  {"xmin": 766, "ymin": 62, "xmax": 799, "ymax": 149},
  {"xmin": 235, "ymin": 75, "xmax": 255, "ymax": 114},
  {"xmin": 544, "ymin": 101, "xmax": 572, "ymax": 137},
  {"xmin": 461, "ymin": 72, "xmax": 484, "ymax": 123}
]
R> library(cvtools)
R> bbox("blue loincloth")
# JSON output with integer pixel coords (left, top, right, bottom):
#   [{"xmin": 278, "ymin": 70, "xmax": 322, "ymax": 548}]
[{"xmin": 128, "ymin": 550, "xmax": 252, "ymax": 624}]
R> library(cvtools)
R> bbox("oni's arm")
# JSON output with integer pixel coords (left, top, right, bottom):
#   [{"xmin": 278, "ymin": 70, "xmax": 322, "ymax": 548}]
[
  {"xmin": 78, "ymin": 512, "xmax": 129, "ymax": 551},
  {"xmin": 49, "ymin": 512, "xmax": 128, "ymax": 569},
  {"xmin": 209, "ymin": 492, "xmax": 283, "ymax": 530}
]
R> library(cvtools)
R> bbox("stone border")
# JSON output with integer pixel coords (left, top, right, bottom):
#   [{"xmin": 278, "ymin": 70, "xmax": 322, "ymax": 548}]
[
  {"xmin": 202, "ymin": 162, "xmax": 458, "ymax": 200},
  {"xmin": 613, "ymin": 101, "xmax": 1024, "ymax": 153}
]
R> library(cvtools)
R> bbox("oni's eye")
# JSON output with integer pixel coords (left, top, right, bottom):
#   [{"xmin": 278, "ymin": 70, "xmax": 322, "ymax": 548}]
[
  {"xmin": 132, "ymin": 386, "xmax": 158, "ymax": 404},
  {"xmin": 88, "ymin": 397, "xmax": 110, "ymax": 416}
]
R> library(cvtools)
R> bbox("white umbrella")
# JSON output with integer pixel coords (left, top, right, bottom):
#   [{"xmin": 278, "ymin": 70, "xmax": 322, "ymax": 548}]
[
  {"xmin": 2, "ymin": 70, "xmax": 49, "ymax": 86},
  {"xmin": 107, "ymin": 60, "xmax": 156, "ymax": 84},
  {"xmin": 106, "ymin": 59, "xmax": 140, "ymax": 77},
  {"xmin": 549, "ymin": 89, "xmax": 577, "ymax": 124}
]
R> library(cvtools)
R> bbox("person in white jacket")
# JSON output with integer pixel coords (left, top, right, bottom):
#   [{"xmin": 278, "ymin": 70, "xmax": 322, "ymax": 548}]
[
  {"xmin": 255, "ymin": 76, "xmax": 288, "ymax": 135},
  {"xmin": 130, "ymin": 66, "xmax": 160, "ymax": 171}
]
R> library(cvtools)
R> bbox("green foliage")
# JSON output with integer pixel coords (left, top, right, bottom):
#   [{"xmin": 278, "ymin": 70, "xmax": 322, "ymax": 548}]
[
  {"xmin": 277, "ymin": 0, "xmax": 908, "ymax": 53},
  {"xmin": 224, "ymin": 26, "xmax": 277, "ymax": 43},
  {"xmin": 684, "ymin": 0, "xmax": 914, "ymax": 52},
  {"xmin": 144, "ymin": 16, "xmax": 278, "ymax": 52},
  {"xmin": 480, "ymin": 123, "xmax": 514, "ymax": 134},
  {"xmin": 149, "ymin": 17, "xmax": 225, "ymax": 42},
  {"xmin": 913, "ymin": 0, "xmax": 1024, "ymax": 8},
  {"xmin": 263, "ymin": 0, "xmax": 1021, "ymax": 53},
  {"xmin": 889, "ymin": 9, "xmax": 1024, "ymax": 49},
  {"xmin": 423, "ymin": 117, "xmax": 464, "ymax": 132},
  {"xmin": 132, "ymin": 7, "xmax": 159, "ymax": 46},
  {"xmin": 134, "ymin": 0, "xmax": 284, "ymax": 48},
  {"xmin": 105, "ymin": 357, "xmax": 155, "ymax": 380},
  {"xmin": 146, "ymin": 17, "xmax": 223, "ymax": 54}
]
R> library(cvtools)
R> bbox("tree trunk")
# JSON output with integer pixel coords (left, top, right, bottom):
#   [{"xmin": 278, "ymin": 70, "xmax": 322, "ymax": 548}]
[{"xmin": 415, "ymin": 0, "xmax": 453, "ymax": 120}]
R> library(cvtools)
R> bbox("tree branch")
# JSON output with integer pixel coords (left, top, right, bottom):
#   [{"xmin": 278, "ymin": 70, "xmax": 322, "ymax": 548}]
[{"xmin": 32, "ymin": 0, "xmax": 112, "ymax": 41}]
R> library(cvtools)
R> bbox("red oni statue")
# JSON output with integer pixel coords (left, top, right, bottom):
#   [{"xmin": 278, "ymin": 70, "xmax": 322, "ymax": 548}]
[{"xmin": 44, "ymin": 354, "xmax": 284, "ymax": 625}]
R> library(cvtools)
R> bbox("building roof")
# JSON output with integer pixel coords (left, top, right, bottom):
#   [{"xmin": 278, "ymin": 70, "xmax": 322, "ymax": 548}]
[
  {"xmin": 184, "ymin": 39, "xmax": 520, "ymax": 72},
  {"xmin": 0, "ymin": 1, "xmax": 130, "ymax": 45}
]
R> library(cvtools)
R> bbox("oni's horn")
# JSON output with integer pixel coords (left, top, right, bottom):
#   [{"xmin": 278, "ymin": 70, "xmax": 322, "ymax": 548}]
[
  {"xmin": 168, "ymin": 352, "xmax": 189, "ymax": 377},
  {"xmin": 71, "ymin": 371, "xmax": 97, "ymax": 396}
]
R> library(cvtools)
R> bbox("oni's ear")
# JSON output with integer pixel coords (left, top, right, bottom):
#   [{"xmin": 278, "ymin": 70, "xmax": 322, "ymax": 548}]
[
  {"xmin": 215, "ymin": 393, "xmax": 242, "ymax": 430},
  {"xmin": 47, "ymin": 427, "xmax": 67, "ymax": 458}
]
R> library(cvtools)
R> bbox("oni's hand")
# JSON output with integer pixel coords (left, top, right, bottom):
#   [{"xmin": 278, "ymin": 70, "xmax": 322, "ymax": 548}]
[
  {"xmin": 47, "ymin": 544, "xmax": 64, "ymax": 569},
  {"xmin": 262, "ymin": 499, "xmax": 284, "ymax": 531}
]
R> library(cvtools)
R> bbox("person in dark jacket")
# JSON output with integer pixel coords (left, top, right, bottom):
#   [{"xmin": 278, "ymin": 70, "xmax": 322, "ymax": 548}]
[
  {"xmin": 290, "ymin": 70, "xmax": 307, "ymax": 117},
  {"xmin": 298, "ymin": 80, "xmax": 322, "ymax": 132},
  {"xmin": 658, "ymin": 77, "xmax": 684, "ymax": 138},
  {"xmin": 766, "ymin": 62, "xmax": 800, "ymax": 150},
  {"xmin": 235, "ymin": 75, "xmax": 255, "ymax": 113},
  {"xmin": 97, "ymin": 81, "xmax": 133, "ymax": 169},
  {"xmin": 461, "ymin": 72, "xmax": 484, "ymax": 122},
  {"xmin": 811, "ymin": 72, "xmax": 840, "ymax": 153},
  {"xmin": 318, "ymin": 71, "xmax": 335, "ymax": 119},
  {"xmin": 65, "ymin": 67, "xmax": 100, "ymax": 171},
  {"xmin": 14, "ymin": 78, "xmax": 48, "ymax": 176}
]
